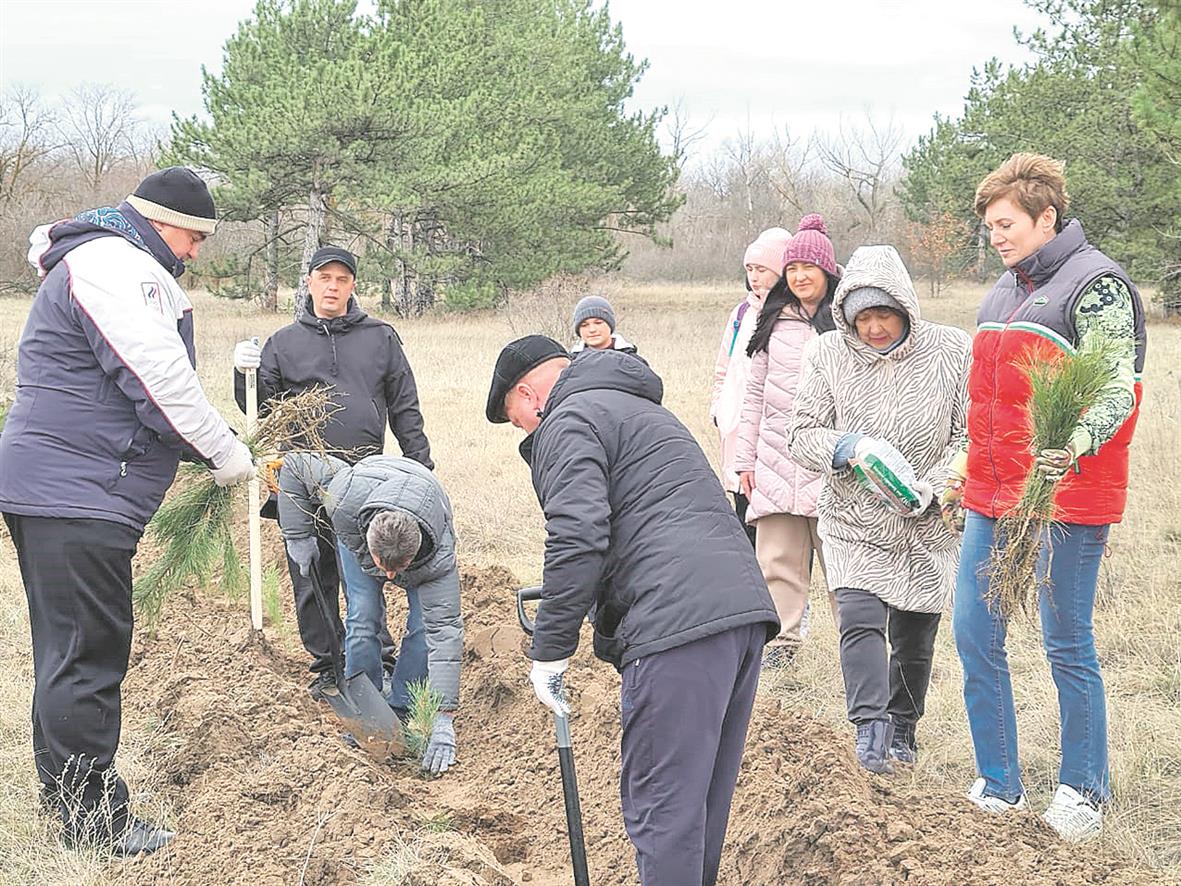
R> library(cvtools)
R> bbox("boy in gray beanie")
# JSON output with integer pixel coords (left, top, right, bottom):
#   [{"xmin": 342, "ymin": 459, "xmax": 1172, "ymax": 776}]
[{"xmin": 571, "ymin": 295, "xmax": 637, "ymax": 355}]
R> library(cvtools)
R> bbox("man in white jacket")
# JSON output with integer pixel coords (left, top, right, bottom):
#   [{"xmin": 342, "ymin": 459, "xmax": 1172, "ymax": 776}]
[{"xmin": 0, "ymin": 168, "xmax": 254, "ymax": 855}]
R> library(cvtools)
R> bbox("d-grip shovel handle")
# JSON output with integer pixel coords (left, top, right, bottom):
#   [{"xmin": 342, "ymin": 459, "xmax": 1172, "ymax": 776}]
[
  {"xmin": 517, "ymin": 585, "xmax": 542, "ymax": 636},
  {"xmin": 516, "ymin": 587, "xmax": 589, "ymax": 886}
]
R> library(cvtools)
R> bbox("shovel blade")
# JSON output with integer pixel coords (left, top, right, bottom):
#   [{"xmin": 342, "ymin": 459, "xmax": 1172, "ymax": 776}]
[{"xmin": 322, "ymin": 674, "xmax": 405, "ymax": 758}]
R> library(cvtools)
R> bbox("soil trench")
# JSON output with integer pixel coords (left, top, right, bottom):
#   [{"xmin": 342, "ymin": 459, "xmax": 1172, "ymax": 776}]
[{"xmin": 118, "ymin": 566, "xmax": 1152, "ymax": 885}]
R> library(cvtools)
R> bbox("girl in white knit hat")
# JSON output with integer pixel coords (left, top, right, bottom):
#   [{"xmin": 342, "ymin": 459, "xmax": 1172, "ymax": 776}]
[{"xmin": 709, "ymin": 227, "xmax": 791, "ymax": 544}]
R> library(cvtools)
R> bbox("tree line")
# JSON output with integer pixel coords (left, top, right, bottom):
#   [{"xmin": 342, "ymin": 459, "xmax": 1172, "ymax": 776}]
[{"xmin": 4, "ymin": 0, "xmax": 1181, "ymax": 312}]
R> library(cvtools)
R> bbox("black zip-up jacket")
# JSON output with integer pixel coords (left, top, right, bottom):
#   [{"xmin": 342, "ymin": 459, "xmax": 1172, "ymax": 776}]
[
  {"xmin": 234, "ymin": 296, "xmax": 432, "ymax": 468},
  {"xmin": 522, "ymin": 349, "xmax": 779, "ymax": 669}
]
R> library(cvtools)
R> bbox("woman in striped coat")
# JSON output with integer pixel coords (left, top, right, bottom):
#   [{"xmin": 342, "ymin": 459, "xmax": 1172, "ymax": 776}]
[{"xmin": 789, "ymin": 244, "xmax": 971, "ymax": 773}]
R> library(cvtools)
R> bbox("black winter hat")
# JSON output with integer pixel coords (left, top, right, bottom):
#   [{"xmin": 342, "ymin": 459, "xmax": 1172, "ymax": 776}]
[
  {"xmin": 126, "ymin": 167, "xmax": 217, "ymax": 234},
  {"xmin": 486, "ymin": 335, "xmax": 570, "ymax": 423},
  {"xmin": 308, "ymin": 245, "xmax": 357, "ymax": 276}
]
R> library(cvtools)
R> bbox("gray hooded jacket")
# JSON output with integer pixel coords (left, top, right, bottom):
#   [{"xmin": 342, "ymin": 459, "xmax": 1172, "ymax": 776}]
[{"xmin": 278, "ymin": 453, "xmax": 461, "ymax": 708}]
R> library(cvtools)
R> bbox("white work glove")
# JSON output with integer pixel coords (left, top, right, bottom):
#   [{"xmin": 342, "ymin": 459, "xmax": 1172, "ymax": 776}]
[
  {"xmin": 210, "ymin": 439, "xmax": 255, "ymax": 487},
  {"xmin": 529, "ymin": 658, "xmax": 570, "ymax": 717},
  {"xmin": 233, "ymin": 339, "xmax": 262, "ymax": 372},
  {"xmin": 421, "ymin": 713, "xmax": 457, "ymax": 776},
  {"xmin": 285, "ymin": 536, "xmax": 320, "ymax": 578}
]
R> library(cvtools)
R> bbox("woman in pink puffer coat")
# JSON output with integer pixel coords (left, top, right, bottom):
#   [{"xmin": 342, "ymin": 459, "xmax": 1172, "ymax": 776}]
[{"xmin": 735, "ymin": 214, "xmax": 841, "ymax": 665}]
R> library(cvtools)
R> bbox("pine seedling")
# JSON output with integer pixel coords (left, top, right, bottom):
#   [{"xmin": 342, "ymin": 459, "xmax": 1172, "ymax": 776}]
[
  {"xmin": 402, "ymin": 679, "xmax": 443, "ymax": 761},
  {"xmin": 133, "ymin": 469, "xmax": 240, "ymax": 626},
  {"xmin": 132, "ymin": 387, "xmax": 344, "ymax": 626},
  {"xmin": 988, "ymin": 333, "xmax": 1119, "ymax": 617}
]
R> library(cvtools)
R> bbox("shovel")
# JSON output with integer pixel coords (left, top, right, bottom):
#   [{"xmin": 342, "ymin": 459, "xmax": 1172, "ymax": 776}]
[
  {"xmin": 308, "ymin": 561, "xmax": 405, "ymax": 757},
  {"xmin": 517, "ymin": 586, "xmax": 591, "ymax": 886}
]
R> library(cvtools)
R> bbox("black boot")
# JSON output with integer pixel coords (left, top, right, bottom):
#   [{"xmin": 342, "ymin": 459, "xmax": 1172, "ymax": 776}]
[
  {"xmin": 63, "ymin": 815, "xmax": 175, "ymax": 857},
  {"xmin": 854, "ymin": 718, "xmax": 895, "ymax": 774},
  {"xmin": 890, "ymin": 719, "xmax": 917, "ymax": 764},
  {"xmin": 111, "ymin": 817, "xmax": 175, "ymax": 857},
  {"xmin": 308, "ymin": 671, "xmax": 338, "ymax": 701}
]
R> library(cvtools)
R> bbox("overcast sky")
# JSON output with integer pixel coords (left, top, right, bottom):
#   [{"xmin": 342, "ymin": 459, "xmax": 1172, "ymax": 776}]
[{"xmin": 0, "ymin": 0, "xmax": 1045, "ymax": 160}]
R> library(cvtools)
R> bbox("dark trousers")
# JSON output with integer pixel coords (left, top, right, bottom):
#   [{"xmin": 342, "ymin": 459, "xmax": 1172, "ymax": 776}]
[
  {"xmin": 283, "ymin": 513, "xmax": 396, "ymax": 674},
  {"xmin": 732, "ymin": 492, "xmax": 756, "ymax": 548},
  {"xmin": 620, "ymin": 623, "xmax": 765, "ymax": 886},
  {"xmin": 5, "ymin": 513, "xmax": 140, "ymax": 839},
  {"xmin": 835, "ymin": 587, "xmax": 941, "ymax": 726}
]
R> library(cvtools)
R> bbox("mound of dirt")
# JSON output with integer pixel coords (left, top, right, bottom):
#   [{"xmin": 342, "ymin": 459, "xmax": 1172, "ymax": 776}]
[{"xmin": 117, "ymin": 566, "xmax": 1154, "ymax": 885}]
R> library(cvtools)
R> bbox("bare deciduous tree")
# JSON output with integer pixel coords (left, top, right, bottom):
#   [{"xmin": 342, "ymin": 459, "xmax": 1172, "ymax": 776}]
[
  {"xmin": 722, "ymin": 122, "xmax": 765, "ymax": 238},
  {"xmin": 664, "ymin": 97, "xmax": 711, "ymax": 172},
  {"xmin": 766, "ymin": 127, "xmax": 816, "ymax": 217},
  {"xmin": 0, "ymin": 85, "xmax": 56, "ymax": 203},
  {"xmin": 817, "ymin": 113, "xmax": 904, "ymax": 239},
  {"xmin": 57, "ymin": 84, "xmax": 139, "ymax": 191}
]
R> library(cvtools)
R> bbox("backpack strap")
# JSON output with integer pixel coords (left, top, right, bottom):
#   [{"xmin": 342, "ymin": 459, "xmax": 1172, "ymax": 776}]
[{"xmin": 728, "ymin": 300, "xmax": 752, "ymax": 356}]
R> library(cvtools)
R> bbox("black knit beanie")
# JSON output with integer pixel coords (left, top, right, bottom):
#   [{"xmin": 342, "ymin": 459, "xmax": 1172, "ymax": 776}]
[{"xmin": 127, "ymin": 167, "xmax": 217, "ymax": 234}]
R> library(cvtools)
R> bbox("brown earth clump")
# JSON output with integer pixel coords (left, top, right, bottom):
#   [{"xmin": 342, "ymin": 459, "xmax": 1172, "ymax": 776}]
[{"xmin": 115, "ymin": 566, "xmax": 1160, "ymax": 885}]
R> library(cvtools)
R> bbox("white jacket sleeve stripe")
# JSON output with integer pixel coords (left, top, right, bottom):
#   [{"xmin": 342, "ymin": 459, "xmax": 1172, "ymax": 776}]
[{"xmin": 65, "ymin": 248, "xmax": 235, "ymax": 466}]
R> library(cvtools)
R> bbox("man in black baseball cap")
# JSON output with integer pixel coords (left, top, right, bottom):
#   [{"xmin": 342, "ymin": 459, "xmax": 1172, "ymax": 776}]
[
  {"xmin": 303, "ymin": 246, "xmax": 357, "ymax": 319},
  {"xmin": 231, "ymin": 245, "xmax": 431, "ymax": 707},
  {"xmin": 487, "ymin": 337, "xmax": 779, "ymax": 885},
  {"xmin": 307, "ymin": 245, "xmax": 357, "ymax": 277}
]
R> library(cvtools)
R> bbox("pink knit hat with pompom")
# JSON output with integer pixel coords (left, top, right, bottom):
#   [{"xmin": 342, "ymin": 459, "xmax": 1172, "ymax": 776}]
[
  {"xmin": 742, "ymin": 226, "xmax": 792, "ymax": 274},
  {"xmin": 783, "ymin": 214, "xmax": 838, "ymax": 278}
]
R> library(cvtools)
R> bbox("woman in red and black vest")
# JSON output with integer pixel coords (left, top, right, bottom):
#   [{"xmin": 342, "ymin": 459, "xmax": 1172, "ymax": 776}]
[{"xmin": 943, "ymin": 154, "xmax": 1146, "ymax": 842}]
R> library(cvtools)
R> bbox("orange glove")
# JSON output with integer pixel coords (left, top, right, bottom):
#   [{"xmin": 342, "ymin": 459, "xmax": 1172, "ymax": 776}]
[{"xmin": 261, "ymin": 457, "xmax": 284, "ymax": 495}]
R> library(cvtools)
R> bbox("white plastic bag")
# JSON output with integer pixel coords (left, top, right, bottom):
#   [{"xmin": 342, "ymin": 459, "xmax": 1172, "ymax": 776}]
[{"xmin": 851, "ymin": 438, "xmax": 925, "ymax": 514}]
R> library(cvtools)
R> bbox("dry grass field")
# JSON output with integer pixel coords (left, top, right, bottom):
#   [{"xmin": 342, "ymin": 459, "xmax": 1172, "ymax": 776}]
[{"xmin": 0, "ymin": 279, "xmax": 1178, "ymax": 884}]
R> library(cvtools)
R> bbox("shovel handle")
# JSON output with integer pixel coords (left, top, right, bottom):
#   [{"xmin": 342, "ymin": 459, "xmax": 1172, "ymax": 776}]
[
  {"xmin": 556, "ymin": 714, "xmax": 590, "ymax": 886},
  {"xmin": 516, "ymin": 585, "xmax": 542, "ymax": 636},
  {"xmin": 308, "ymin": 562, "xmax": 346, "ymax": 691}
]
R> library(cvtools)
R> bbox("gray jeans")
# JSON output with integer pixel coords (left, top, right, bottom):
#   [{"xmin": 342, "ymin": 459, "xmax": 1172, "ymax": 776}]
[{"xmin": 835, "ymin": 588, "xmax": 941, "ymax": 726}]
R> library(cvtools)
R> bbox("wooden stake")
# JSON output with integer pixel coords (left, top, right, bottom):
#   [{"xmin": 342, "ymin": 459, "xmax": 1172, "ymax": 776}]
[{"xmin": 246, "ymin": 338, "xmax": 263, "ymax": 631}]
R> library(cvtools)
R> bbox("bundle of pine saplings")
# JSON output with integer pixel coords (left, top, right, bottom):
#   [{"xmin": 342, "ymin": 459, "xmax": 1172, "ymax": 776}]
[
  {"xmin": 133, "ymin": 388, "xmax": 343, "ymax": 625},
  {"xmin": 988, "ymin": 334, "xmax": 1118, "ymax": 618}
]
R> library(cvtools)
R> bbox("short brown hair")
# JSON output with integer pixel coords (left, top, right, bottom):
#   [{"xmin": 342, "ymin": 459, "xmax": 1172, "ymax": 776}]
[
  {"xmin": 973, "ymin": 153, "xmax": 1069, "ymax": 231},
  {"xmin": 367, "ymin": 509, "xmax": 422, "ymax": 572}
]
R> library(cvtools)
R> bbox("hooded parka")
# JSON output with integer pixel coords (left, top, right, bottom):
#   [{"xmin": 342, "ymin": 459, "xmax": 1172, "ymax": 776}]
[
  {"xmin": 788, "ymin": 246, "xmax": 971, "ymax": 613},
  {"xmin": 278, "ymin": 453, "xmax": 461, "ymax": 708}
]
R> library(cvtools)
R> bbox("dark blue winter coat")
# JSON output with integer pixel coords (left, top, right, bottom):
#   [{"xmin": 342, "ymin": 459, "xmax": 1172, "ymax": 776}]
[
  {"xmin": 0, "ymin": 204, "xmax": 239, "ymax": 534},
  {"xmin": 522, "ymin": 349, "xmax": 779, "ymax": 669}
]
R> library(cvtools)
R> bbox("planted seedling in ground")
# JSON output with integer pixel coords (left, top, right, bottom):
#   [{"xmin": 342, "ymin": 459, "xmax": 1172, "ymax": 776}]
[{"xmin": 402, "ymin": 679, "xmax": 443, "ymax": 765}]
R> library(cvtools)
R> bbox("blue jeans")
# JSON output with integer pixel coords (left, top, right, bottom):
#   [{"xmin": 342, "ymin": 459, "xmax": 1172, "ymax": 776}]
[
  {"xmin": 336, "ymin": 543, "xmax": 427, "ymax": 714},
  {"xmin": 952, "ymin": 510, "xmax": 1111, "ymax": 803}
]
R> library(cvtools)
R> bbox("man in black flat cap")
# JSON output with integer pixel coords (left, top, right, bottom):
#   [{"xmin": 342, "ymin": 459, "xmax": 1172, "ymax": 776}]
[
  {"xmin": 487, "ymin": 335, "xmax": 779, "ymax": 886},
  {"xmin": 231, "ymin": 246, "xmax": 431, "ymax": 702}
]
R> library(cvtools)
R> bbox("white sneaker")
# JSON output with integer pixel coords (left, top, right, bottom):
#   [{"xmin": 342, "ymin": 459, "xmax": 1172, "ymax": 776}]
[
  {"xmin": 966, "ymin": 777, "xmax": 1027, "ymax": 813},
  {"xmin": 1042, "ymin": 784, "xmax": 1102, "ymax": 842}
]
